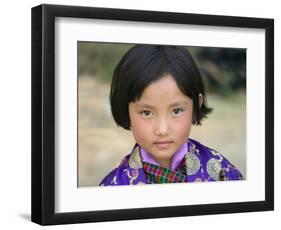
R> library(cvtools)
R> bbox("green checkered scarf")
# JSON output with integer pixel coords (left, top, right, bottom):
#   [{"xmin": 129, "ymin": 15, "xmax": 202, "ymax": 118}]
[{"xmin": 143, "ymin": 159, "xmax": 187, "ymax": 184}]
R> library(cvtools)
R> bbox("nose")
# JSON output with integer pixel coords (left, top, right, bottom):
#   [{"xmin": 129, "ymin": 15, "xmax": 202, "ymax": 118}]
[{"xmin": 154, "ymin": 116, "xmax": 170, "ymax": 136}]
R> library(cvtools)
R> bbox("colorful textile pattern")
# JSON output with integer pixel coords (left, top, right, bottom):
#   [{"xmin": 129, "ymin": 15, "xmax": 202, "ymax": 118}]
[
  {"xmin": 143, "ymin": 161, "xmax": 186, "ymax": 183},
  {"xmin": 99, "ymin": 138, "xmax": 244, "ymax": 186}
]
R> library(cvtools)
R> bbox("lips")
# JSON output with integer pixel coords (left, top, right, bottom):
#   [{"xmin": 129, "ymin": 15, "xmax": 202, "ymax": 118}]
[{"xmin": 154, "ymin": 141, "xmax": 173, "ymax": 150}]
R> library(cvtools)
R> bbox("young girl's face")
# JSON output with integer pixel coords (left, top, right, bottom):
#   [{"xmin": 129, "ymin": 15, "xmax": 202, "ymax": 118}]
[{"xmin": 128, "ymin": 74, "xmax": 194, "ymax": 169}]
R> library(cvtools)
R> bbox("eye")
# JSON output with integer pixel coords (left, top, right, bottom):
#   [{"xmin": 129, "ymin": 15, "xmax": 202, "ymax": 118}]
[
  {"xmin": 172, "ymin": 108, "xmax": 184, "ymax": 116},
  {"xmin": 140, "ymin": 110, "xmax": 153, "ymax": 118}
]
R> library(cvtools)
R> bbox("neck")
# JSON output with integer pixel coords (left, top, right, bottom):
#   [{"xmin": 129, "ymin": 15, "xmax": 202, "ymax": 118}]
[{"xmin": 156, "ymin": 158, "xmax": 172, "ymax": 169}]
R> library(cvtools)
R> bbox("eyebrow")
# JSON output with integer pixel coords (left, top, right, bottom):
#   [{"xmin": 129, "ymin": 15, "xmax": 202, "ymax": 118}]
[{"xmin": 136, "ymin": 101, "xmax": 189, "ymax": 109}]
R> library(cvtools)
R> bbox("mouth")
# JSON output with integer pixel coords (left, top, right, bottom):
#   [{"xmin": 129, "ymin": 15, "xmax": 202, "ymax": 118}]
[{"xmin": 154, "ymin": 141, "xmax": 174, "ymax": 150}]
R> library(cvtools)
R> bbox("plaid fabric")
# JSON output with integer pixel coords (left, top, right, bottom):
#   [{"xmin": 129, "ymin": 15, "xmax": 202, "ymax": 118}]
[{"xmin": 143, "ymin": 159, "xmax": 187, "ymax": 184}]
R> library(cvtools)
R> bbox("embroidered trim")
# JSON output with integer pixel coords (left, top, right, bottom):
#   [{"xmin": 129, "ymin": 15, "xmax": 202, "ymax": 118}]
[
  {"xmin": 124, "ymin": 169, "xmax": 139, "ymax": 185},
  {"xmin": 128, "ymin": 146, "xmax": 143, "ymax": 169}
]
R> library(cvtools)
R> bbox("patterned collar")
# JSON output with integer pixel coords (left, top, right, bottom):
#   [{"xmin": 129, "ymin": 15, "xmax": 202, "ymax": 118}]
[
  {"xmin": 127, "ymin": 140, "xmax": 203, "ymax": 184},
  {"xmin": 140, "ymin": 141, "xmax": 190, "ymax": 170},
  {"xmin": 143, "ymin": 159, "xmax": 187, "ymax": 184},
  {"xmin": 139, "ymin": 141, "xmax": 191, "ymax": 184}
]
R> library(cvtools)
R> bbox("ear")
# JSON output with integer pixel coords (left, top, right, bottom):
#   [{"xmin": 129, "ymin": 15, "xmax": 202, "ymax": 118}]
[{"xmin": 199, "ymin": 93, "xmax": 204, "ymax": 108}]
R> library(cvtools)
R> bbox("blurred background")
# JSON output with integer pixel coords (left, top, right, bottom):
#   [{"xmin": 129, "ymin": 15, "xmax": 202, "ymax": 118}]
[{"xmin": 78, "ymin": 42, "xmax": 246, "ymax": 187}]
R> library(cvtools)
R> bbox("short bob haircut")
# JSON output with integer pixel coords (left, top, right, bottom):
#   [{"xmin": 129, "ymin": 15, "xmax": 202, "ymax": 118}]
[{"xmin": 110, "ymin": 45, "xmax": 212, "ymax": 130}]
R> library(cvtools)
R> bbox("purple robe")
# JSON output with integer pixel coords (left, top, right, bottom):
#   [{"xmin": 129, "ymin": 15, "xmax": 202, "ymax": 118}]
[{"xmin": 99, "ymin": 138, "xmax": 243, "ymax": 186}]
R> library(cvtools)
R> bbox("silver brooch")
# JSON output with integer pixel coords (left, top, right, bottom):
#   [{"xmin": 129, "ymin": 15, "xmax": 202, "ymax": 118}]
[
  {"xmin": 207, "ymin": 158, "xmax": 222, "ymax": 181},
  {"xmin": 185, "ymin": 153, "xmax": 201, "ymax": 176}
]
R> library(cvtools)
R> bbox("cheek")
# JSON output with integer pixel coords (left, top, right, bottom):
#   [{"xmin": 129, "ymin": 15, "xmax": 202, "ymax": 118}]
[
  {"xmin": 130, "ymin": 115, "xmax": 151, "ymax": 142},
  {"xmin": 173, "ymin": 116, "xmax": 193, "ymax": 137}
]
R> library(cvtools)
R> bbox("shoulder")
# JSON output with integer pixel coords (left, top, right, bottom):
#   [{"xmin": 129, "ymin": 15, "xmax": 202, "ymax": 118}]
[
  {"xmin": 99, "ymin": 154, "xmax": 131, "ymax": 186},
  {"xmin": 99, "ymin": 145, "xmax": 147, "ymax": 186},
  {"xmin": 188, "ymin": 138, "xmax": 244, "ymax": 181}
]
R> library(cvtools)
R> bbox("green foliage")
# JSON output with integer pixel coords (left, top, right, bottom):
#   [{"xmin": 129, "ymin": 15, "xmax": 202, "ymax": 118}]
[
  {"xmin": 78, "ymin": 42, "xmax": 133, "ymax": 83},
  {"xmin": 78, "ymin": 43, "xmax": 246, "ymax": 95}
]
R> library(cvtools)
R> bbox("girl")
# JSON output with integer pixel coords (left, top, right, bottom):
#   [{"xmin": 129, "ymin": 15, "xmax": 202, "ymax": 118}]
[{"xmin": 99, "ymin": 45, "xmax": 243, "ymax": 186}]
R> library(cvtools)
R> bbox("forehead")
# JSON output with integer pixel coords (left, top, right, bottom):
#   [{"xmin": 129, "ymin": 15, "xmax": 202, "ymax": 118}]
[{"xmin": 135, "ymin": 74, "xmax": 192, "ymax": 106}]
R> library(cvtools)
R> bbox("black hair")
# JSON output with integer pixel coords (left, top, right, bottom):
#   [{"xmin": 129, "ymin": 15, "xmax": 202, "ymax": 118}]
[{"xmin": 110, "ymin": 45, "xmax": 212, "ymax": 130}]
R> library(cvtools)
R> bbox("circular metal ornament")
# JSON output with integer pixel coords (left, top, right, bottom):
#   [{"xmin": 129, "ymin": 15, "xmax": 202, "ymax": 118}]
[
  {"xmin": 185, "ymin": 153, "xmax": 200, "ymax": 175},
  {"xmin": 207, "ymin": 158, "xmax": 222, "ymax": 181}
]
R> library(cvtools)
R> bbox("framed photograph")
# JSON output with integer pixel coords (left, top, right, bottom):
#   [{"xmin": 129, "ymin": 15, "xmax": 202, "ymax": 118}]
[{"xmin": 31, "ymin": 4, "xmax": 274, "ymax": 225}]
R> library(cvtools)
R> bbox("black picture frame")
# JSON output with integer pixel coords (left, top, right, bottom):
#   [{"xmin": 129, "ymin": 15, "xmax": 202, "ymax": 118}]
[{"xmin": 31, "ymin": 4, "xmax": 274, "ymax": 225}]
